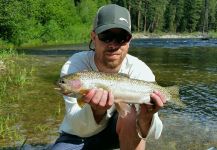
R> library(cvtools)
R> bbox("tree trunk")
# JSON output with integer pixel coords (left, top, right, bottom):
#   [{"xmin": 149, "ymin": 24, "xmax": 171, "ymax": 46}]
[
  {"xmin": 137, "ymin": 0, "xmax": 142, "ymax": 32},
  {"xmin": 202, "ymin": 0, "xmax": 209, "ymax": 34},
  {"xmin": 143, "ymin": 15, "xmax": 147, "ymax": 33}
]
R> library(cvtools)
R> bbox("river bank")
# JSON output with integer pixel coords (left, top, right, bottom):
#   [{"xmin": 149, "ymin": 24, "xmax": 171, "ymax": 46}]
[
  {"xmin": 132, "ymin": 32, "xmax": 213, "ymax": 39},
  {"xmin": 1, "ymin": 32, "xmax": 216, "ymax": 52}
]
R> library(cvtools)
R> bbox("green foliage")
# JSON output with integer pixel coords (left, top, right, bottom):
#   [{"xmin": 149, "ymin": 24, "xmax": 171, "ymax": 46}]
[
  {"xmin": 0, "ymin": 0, "xmax": 217, "ymax": 47},
  {"xmin": 113, "ymin": 0, "xmax": 217, "ymax": 34},
  {"xmin": 164, "ymin": 1, "xmax": 176, "ymax": 32},
  {"xmin": 0, "ymin": 0, "xmax": 109, "ymax": 46},
  {"xmin": 78, "ymin": 0, "xmax": 98, "ymax": 24},
  {"xmin": 208, "ymin": 0, "xmax": 216, "ymax": 30},
  {"xmin": 0, "ymin": 48, "xmax": 17, "ymax": 59},
  {"xmin": 175, "ymin": 0, "xmax": 185, "ymax": 32}
]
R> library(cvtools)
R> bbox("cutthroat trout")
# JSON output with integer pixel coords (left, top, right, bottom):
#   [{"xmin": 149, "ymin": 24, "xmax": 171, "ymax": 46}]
[{"xmin": 56, "ymin": 71, "xmax": 184, "ymax": 116}]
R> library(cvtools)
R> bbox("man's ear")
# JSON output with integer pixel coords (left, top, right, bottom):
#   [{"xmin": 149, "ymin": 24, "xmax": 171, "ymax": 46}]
[{"xmin": 91, "ymin": 31, "xmax": 96, "ymax": 42}]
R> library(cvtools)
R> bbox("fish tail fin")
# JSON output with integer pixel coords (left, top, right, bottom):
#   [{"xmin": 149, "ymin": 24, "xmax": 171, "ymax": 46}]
[{"xmin": 165, "ymin": 86, "xmax": 186, "ymax": 108}]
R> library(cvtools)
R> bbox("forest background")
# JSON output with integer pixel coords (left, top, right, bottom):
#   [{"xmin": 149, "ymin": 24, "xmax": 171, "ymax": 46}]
[{"xmin": 0, "ymin": 0, "xmax": 217, "ymax": 47}]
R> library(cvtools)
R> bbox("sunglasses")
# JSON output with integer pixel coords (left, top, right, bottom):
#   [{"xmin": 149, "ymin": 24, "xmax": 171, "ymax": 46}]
[{"xmin": 97, "ymin": 30, "xmax": 132, "ymax": 44}]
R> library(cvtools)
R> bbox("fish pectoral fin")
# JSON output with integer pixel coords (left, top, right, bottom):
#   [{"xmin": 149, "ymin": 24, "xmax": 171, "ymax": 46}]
[
  {"xmin": 77, "ymin": 98, "xmax": 85, "ymax": 108},
  {"xmin": 115, "ymin": 102, "xmax": 131, "ymax": 118}
]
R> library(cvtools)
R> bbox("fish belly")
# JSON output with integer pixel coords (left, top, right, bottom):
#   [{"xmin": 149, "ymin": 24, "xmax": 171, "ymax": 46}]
[{"xmin": 113, "ymin": 90, "xmax": 151, "ymax": 104}]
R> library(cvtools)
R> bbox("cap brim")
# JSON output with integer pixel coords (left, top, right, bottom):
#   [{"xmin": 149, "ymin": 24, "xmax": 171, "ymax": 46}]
[{"xmin": 95, "ymin": 24, "xmax": 131, "ymax": 35}]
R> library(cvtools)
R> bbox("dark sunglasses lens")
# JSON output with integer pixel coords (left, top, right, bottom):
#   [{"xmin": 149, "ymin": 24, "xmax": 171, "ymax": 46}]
[
  {"xmin": 98, "ymin": 31, "xmax": 131, "ymax": 44},
  {"xmin": 116, "ymin": 34, "xmax": 131, "ymax": 44},
  {"xmin": 98, "ymin": 32, "xmax": 113, "ymax": 43}
]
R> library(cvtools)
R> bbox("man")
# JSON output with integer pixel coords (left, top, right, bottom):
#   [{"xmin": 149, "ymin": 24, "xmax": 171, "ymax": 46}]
[{"xmin": 52, "ymin": 4, "xmax": 166, "ymax": 150}]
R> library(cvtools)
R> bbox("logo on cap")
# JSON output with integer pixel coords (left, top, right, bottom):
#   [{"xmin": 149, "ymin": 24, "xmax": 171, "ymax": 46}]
[{"xmin": 119, "ymin": 17, "xmax": 128, "ymax": 24}]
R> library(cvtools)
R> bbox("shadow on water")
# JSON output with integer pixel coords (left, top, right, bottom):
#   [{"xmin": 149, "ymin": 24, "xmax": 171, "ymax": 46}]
[{"xmin": 1, "ymin": 39, "xmax": 217, "ymax": 149}]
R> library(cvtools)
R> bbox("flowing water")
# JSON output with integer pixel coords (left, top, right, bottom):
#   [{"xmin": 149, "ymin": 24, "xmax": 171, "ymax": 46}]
[
  {"xmin": 129, "ymin": 46, "xmax": 217, "ymax": 150},
  {"xmin": 1, "ymin": 39, "xmax": 217, "ymax": 149}
]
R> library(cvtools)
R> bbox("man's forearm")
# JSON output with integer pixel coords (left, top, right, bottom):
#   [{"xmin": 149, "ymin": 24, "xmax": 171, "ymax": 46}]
[{"xmin": 137, "ymin": 116, "xmax": 152, "ymax": 138}]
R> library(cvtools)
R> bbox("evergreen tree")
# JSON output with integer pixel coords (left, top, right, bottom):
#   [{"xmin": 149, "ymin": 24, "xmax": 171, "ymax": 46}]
[
  {"xmin": 146, "ymin": 0, "xmax": 168, "ymax": 32},
  {"xmin": 208, "ymin": 0, "xmax": 217, "ymax": 31},
  {"xmin": 182, "ymin": 0, "xmax": 203, "ymax": 32},
  {"xmin": 175, "ymin": 0, "xmax": 185, "ymax": 32},
  {"xmin": 164, "ymin": 0, "xmax": 176, "ymax": 32},
  {"xmin": 215, "ymin": 4, "xmax": 217, "ymax": 31}
]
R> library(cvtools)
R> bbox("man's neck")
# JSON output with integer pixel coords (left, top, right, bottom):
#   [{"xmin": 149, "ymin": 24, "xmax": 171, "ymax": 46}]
[
  {"xmin": 96, "ymin": 62, "xmax": 121, "ymax": 73},
  {"xmin": 94, "ymin": 58, "xmax": 121, "ymax": 73}
]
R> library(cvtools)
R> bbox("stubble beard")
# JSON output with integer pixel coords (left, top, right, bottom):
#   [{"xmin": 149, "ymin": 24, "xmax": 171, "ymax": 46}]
[
  {"xmin": 95, "ymin": 47, "xmax": 128, "ymax": 70},
  {"xmin": 103, "ymin": 58, "xmax": 122, "ymax": 69}
]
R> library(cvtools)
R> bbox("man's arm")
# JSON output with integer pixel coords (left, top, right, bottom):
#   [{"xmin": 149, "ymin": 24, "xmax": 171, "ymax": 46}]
[
  {"xmin": 116, "ymin": 91, "xmax": 166, "ymax": 150},
  {"xmin": 137, "ymin": 91, "xmax": 166, "ymax": 138}
]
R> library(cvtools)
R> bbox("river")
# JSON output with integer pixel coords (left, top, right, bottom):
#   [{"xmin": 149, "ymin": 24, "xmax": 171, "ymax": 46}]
[{"xmin": 3, "ymin": 38, "xmax": 217, "ymax": 149}]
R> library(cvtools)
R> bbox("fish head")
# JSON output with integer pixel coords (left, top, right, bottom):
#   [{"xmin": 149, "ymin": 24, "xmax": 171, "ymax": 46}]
[{"xmin": 56, "ymin": 76, "xmax": 82, "ymax": 96}]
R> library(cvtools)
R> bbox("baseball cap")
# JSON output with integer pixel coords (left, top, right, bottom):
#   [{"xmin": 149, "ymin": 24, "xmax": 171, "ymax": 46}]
[{"xmin": 93, "ymin": 4, "xmax": 131, "ymax": 35}]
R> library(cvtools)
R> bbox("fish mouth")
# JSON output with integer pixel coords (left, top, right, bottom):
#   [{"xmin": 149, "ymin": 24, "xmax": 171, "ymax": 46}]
[
  {"xmin": 55, "ymin": 87, "xmax": 72, "ymax": 96},
  {"xmin": 55, "ymin": 83, "xmax": 72, "ymax": 96}
]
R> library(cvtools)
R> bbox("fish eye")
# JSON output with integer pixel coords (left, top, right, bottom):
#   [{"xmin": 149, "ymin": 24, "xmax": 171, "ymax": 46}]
[{"xmin": 59, "ymin": 79, "xmax": 65, "ymax": 84}]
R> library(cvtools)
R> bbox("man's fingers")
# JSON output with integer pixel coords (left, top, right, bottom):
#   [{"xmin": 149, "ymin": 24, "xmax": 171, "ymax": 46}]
[
  {"xmin": 150, "ymin": 93, "xmax": 163, "ymax": 108},
  {"xmin": 107, "ymin": 91, "xmax": 114, "ymax": 106},
  {"xmin": 98, "ymin": 90, "xmax": 108, "ymax": 107},
  {"xmin": 153, "ymin": 91, "xmax": 167, "ymax": 104},
  {"xmin": 83, "ymin": 88, "xmax": 96, "ymax": 103},
  {"xmin": 91, "ymin": 88, "xmax": 104, "ymax": 105}
]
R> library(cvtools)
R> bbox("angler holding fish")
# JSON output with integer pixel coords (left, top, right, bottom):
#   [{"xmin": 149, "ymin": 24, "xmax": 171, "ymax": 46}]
[{"xmin": 52, "ymin": 4, "xmax": 167, "ymax": 150}]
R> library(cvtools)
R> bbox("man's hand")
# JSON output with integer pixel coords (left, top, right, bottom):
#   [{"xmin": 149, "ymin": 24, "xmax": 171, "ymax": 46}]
[
  {"xmin": 83, "ymin": 88, "xmax": 114, "ymax": 123},
  {"xmin": 137, "ymin": 91, "xmax": 167, "ymax": 138}
]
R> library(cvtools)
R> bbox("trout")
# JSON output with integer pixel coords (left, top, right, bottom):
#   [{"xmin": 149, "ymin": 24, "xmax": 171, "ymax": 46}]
[{"xmin": 56, "ymin": 71, "xmax": 184, "ymax": 116}]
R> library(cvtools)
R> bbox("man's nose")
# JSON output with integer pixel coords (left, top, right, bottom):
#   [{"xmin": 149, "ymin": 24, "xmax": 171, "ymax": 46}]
[{"xmin": 107, "ymin": 40, "xmax": 121, "ymax": 50}]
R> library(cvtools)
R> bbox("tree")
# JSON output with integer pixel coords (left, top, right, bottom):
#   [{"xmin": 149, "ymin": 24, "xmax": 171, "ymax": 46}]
[
  {"xmin": 182, "ymin": 0, "xmax": 203, "ymax": 32},
  {"xmin": 215, "ymin": 3, "xmax": 217, "ymax": 31},
  {"xmin": 145, "ymin": 0, "xmax": 168, "ymax": 32},
  {"xmin": 0, "ymin": 0, "xmax": 43, "ymax": 45},
  {"xmin": 164, "ymin": 0, "xmax": 176, "ymax": 32},
  {"xmin": 175, "ymin": 0, "xmax": 185, "ymax": 32},
  {"xmin": 208, "ymin": 0, "xmax": 217, "ymax": 31},
  {"xmin": 202, "ymin": 0, "xmax": 209, "ymax": 34}
]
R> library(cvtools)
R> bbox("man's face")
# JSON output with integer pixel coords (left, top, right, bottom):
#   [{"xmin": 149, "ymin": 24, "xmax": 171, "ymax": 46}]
[{"xmin": 91, "ymin": 28, "xmax": 131, "ymax": 70}]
